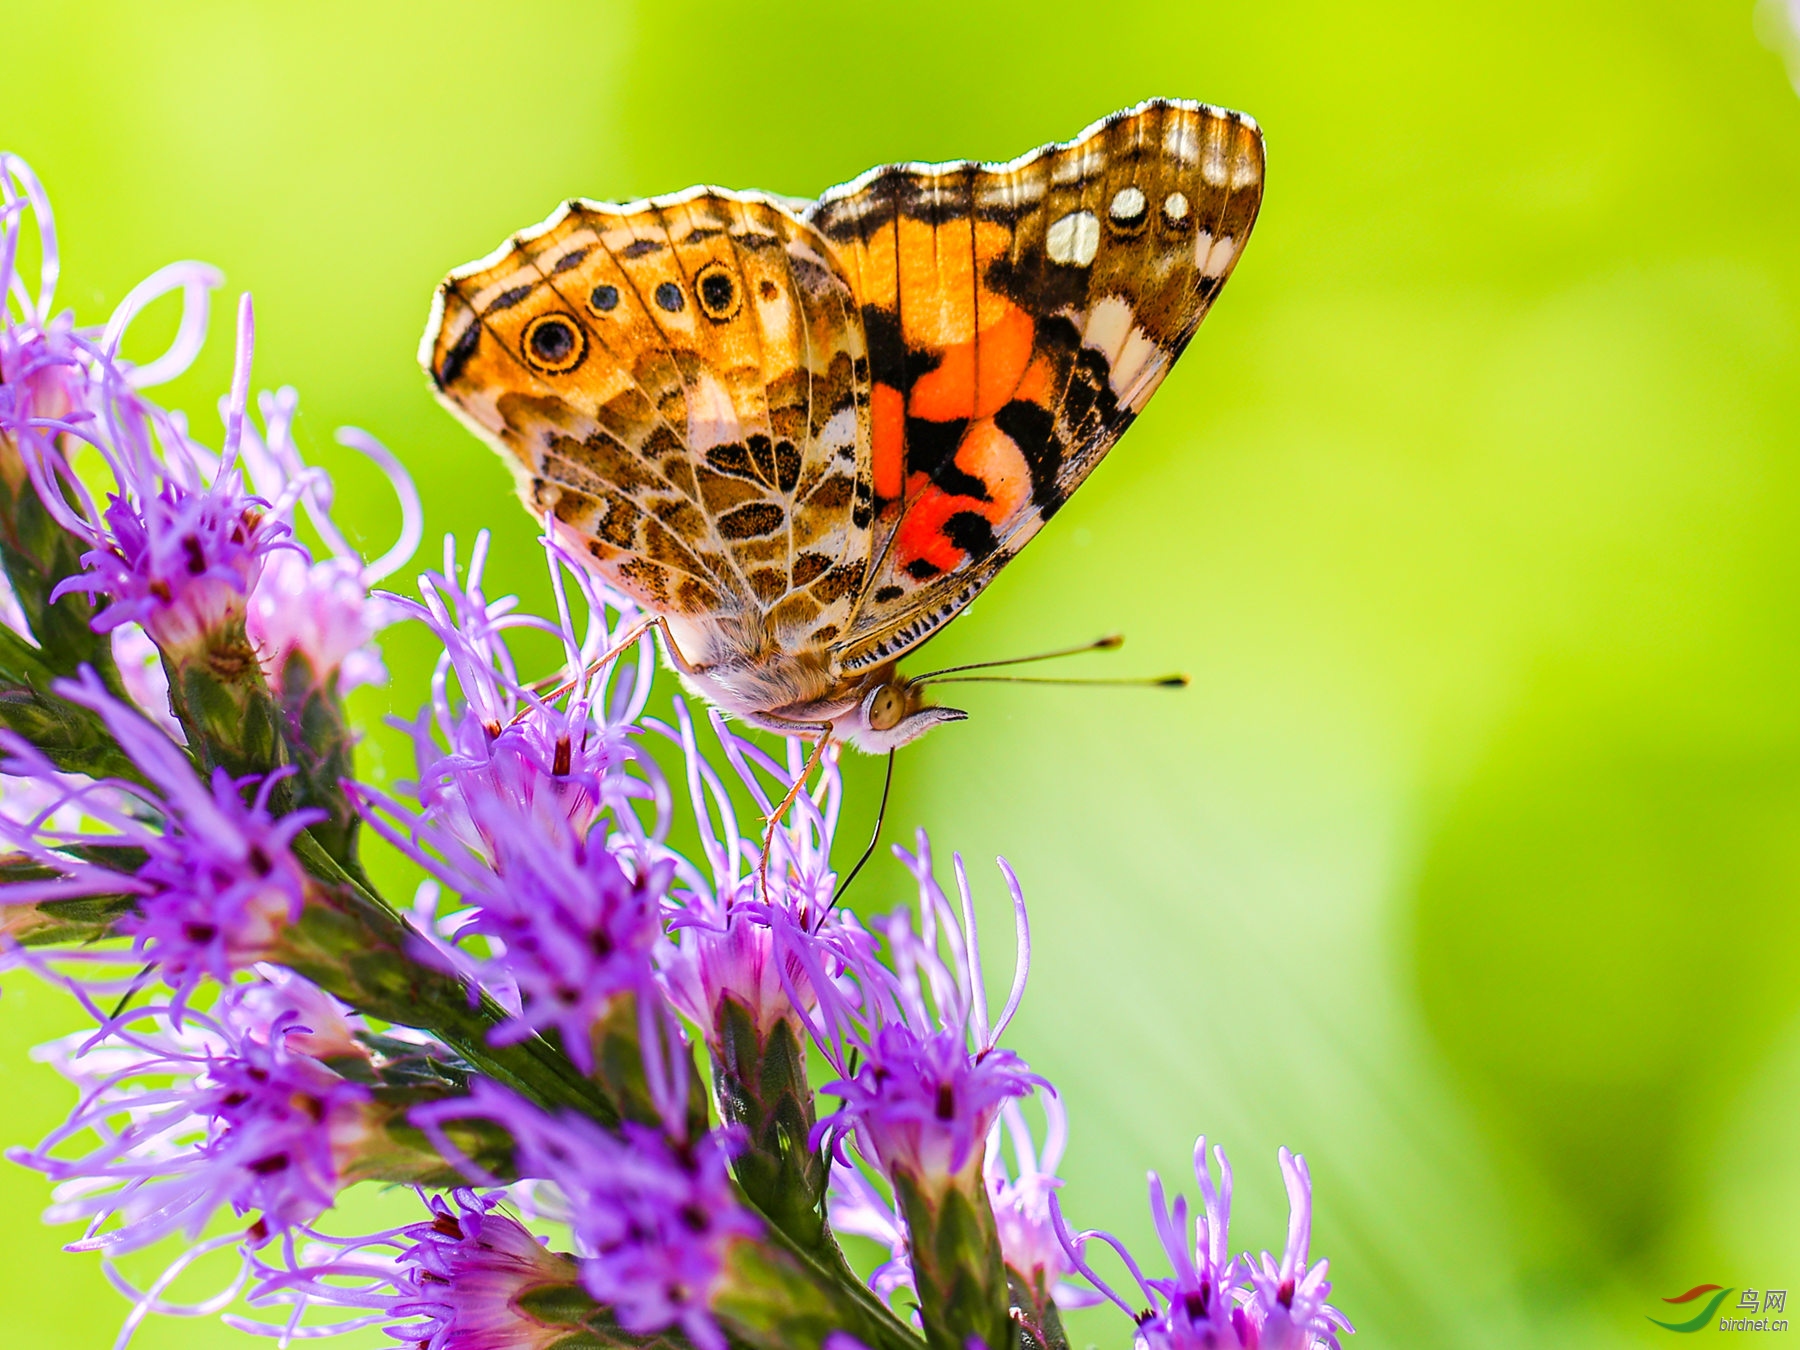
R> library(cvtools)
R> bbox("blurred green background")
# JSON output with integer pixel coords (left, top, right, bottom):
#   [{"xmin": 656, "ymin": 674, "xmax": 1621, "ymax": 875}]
[{"xmin": 5, "ymin": 0, "xmax": 1800, "ymax": 1345}]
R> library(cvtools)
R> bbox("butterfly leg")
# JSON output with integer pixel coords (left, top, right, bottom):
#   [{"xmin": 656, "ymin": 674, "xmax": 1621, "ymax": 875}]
[
  {"xmin": 518, "ymin": 613, "xmax": 699, "ymax": 717},
  {"xmin": 757, "ymin": 724, "xmax": 835, "ymax": 902}
]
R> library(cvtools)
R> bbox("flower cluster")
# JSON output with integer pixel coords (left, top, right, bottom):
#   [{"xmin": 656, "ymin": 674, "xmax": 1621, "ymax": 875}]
[
  {"xmin": 1060, "ymin": 1144, "xmax": 1352, "ymax": 1350},
  {"xmin": 0, "ymin": 152, "xmax": 1354, "ymax": 1350}
]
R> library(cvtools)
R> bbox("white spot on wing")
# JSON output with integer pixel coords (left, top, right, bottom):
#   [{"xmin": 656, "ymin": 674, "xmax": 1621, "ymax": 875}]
[
  {"xmin": 1082, "ymin": 296, "xmax": 1134, "ymax": 364},
  {"xmin": 1051, "ymin": 143, "xmax": 1107, "ymax": 185},
  {"xmin": 1113, "ymin": 329, "xmax": 1169, "ymax": 411},
  {"xmin": 1165, "ymin": 116, "xmax": 1200, "ymax": 165},
  {"xmin": 1229, "ymin": 147, "xmax": 1260, "ymax": 188},
  {"xmin": 1046, "ymin": 211, "xmax": 1100, "ymax": 267},
  {"xmin": 1201, "ymin": 135, "xmax": 1230, "ymax": 187},
  {"xmin": 1109, "ymin": 186, "xmax": 1147, "ymax": 222},
  {"xmin": 1198, "ymin": 232, "xmax": 1237, "ymax": 276},
  {"xmin": 1163, "ymin": 191, "xmax": 1190, "ymax": 223},
  {"xmin": 818, "ymin": 406, "xmax": 857, "ymax": 452},
  {"xmin": 685, "ymin": 371, "xmax": 742, "ymax": 451}
]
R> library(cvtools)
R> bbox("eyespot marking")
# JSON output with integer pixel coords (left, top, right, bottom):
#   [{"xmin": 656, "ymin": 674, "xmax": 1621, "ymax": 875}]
[
  {"xmin": 521, "ymin": 313, "xmax": 586, "ymax": 374},
  {"xmin": 588, "ymin": 284, "xmax": 620, "ymax": 313},
  {"xmin": 694, "ymin": 262, "xmax": 740, "ymax": 322},
  {"xmin": 654, "ymin": 281, "xmax": 685, "ymax": 313}
]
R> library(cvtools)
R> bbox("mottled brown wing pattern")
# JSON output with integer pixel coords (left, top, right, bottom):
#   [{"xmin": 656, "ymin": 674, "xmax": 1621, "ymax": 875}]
[
  {"xmin": 421, "ymin": 190, "xmax": 875, "ymax": 662},
  {"xmin": 805, "ymin": 99, "xmax": 1265, "ymax": 674}
]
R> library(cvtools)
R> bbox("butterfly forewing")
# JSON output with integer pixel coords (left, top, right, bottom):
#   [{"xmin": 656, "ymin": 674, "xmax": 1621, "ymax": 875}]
[{"xmin": 805, "ymin": 98, "xmax": 1264, "ymax": 673}]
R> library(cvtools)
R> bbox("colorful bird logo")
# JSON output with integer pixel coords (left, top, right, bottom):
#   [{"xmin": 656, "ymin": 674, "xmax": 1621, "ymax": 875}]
[{"xmin": 1650, "ymin": 1285, "xmax": 1733, "ymax": 1332}]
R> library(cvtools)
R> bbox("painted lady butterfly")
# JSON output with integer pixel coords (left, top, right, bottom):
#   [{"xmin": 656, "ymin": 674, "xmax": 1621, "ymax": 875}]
[{"xmin": 422, "ymin": 98, "xmax": 1263, "ymax": 755}]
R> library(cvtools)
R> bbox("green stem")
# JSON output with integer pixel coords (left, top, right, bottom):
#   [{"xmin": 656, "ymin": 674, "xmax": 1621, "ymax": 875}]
[
  {"xmin": 715, "ymin": 1227, "xmax": 923, "ymax": 1350},
  {"xmin": 710, "ymin": 998, "xmax": 834, "ymax": 1256},
  {"xmin": 892, "ymin": 1167, "xmax": 1014, "ymax": 1350}
]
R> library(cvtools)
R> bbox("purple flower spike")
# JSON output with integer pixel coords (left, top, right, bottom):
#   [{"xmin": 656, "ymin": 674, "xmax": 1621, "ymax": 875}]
[
  {"xmin": 415, "ymin": 1081, "xmax": 758, "ymax": 1350},
  {"xmin": 12, "ymin": 980, "xmax": 373, "ymax": 1259},
  {"xmin": 1, "ymin": 155, "xmax": 94, "ymax": 496},
  {"xmin": 235, "ymin": 1189, "xmax": 585, "ymax": 1350},
  {"xmin": 378, "ymin": 531, "xmax": 650, "ymax": 859},
  {"xmin": 812, "ymin": 834, "xmax": 1045, "ymax": 1190},
  {"xmin": 0, "ymin": 668, "xmax": 322, "ymax": 1004},
  {"xmin": 0, "ymin": 182, "xmax": 415, "ymax": 681},
  {"xmin": 1055, "ymin": 1141, "xmax": 1354, "ymax": 1350},
  {"xmin": 1242, "ymin": 1150, "xmax": 1354, "ymax": 1350},
  {"xmin": 48, "ymin": 295, "xmax": 299, "ymax": 660}
]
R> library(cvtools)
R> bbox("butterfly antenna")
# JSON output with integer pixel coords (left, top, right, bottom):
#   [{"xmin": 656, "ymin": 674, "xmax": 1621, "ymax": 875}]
[
  {"xmin": 910, "ymin": 633, "xmax": 1125, "ymax": 683},
  {"xmin": 823, "ymin": 748, "xmax": 896, "ymax": 923},
  {"xmin": 922, "ymin": 673, "xmax": 1189, "ymax": 688}
]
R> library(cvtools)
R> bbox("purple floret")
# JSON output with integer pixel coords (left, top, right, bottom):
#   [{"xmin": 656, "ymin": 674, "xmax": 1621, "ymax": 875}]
[
  {"xmin": 811, "ymin": 834, "xmax": 1044, "ymax": 1188},
  {"xmin": 0, "ymin": 668, "xmax": 321, "ymax": 1005},
  {"xmin": 415, "ymin": 1080, "xmax": 758, "ymax": 1350}
]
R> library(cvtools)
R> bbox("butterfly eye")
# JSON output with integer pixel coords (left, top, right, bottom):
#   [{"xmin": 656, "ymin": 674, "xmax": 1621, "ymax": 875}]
[
  {"xmin": 520, "ymin": 313, "xmax": 587, "ymax": 374},
  {"xmin": 694, "ymin": 262, "xmax": 741, "ymax": 322},
  {"xmin": 866, "ymin": 683, "xmax": 906, "ymax": 732},
  {"xmin": 654, "ymin": 281, "xmax": 685, "ymax": 313},
  {"xmin": 1107, "ymin": 185, "xmax": 1149, "ymax": 235},
  {"xmin": 587, "ymin": 284, "xmax": 620, "ymax": 313}
]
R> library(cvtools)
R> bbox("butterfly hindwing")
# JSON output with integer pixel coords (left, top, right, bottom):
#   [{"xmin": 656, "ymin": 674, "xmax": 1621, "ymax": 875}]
[
  {"xmin": 805, "ymin": 98, "xmax": 1265, "ymax": 673},
  {"xmin": 423, "ymin": 190, "xmax": 874, "ymax": 662}
]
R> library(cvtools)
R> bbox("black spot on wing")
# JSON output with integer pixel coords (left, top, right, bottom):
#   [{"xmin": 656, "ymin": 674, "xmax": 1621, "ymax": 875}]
[
  {"xmin": 943, "ymin": 511, "xmax": 997, "ymax": 562},
  {"xmin": 775, "ymin": 439, "xmax": 801, "ymax": 493},
  {"xmin": 992, "ymin": 400, "xmax": 1061, "ymax": 511},
  {"xmin": 622, "ymin": 238, "xmax": 666, "ymax": 259},
  {"xmin": 706, "ymin": 443, "xmax": 759, "ymax": 481},
  {"xmin": 863, "ymin": 306, "xmax": 942, "ymax": 394},
  {"xmin": 792, "ymin": 552, "xmax": 831, "ymax": 585},
  {"xmin": 904, "ymin": 416, "xmax": 987, "ymax": 501},
  {"xmin": 874, "ymin": 584, "xmax": 904, "ymax": 602},
  {"xmin": 717, "ymin": 502, "xmax": 786, "ymax": 539},
  {"xmin": 436, "ymin": 321, "xmax": 481, "ymax": 388},
  {"xmin": 487, "ymin": 284, "xmax": 534, "ymax": 313},
  {"xmin": 553, "ymin": 247, "xmax": 592, "ymax": 273}
]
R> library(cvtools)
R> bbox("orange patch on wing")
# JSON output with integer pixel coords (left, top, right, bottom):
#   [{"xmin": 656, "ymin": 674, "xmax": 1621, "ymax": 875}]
[
  {"xmin": 1014, "ymin": 351, "xmax": 1055, "ymax": 406},
  {"xmin": 953, "ymin": 419, "xmax": 1030, "ymax": 520},
  {"xmin": 893, "ymin": 476, "xmax": 981, "ymax": 576},
  {"xmin": 890, "ymin": 216, "xmax": 1018, "ymax": 350},
  {"xmin": 908, "ymin": 304, "xmax": 1037, "ymax": 422},
  {"xmin": 974, "ymin": 305, "xmax": 1035, "ymax": 413},
  {"xmin": 855, "ymin": 222, "xmax": 899, "ymax": 310},
  {"xmin": 872, "ymin": 382, "xmax": 905, "ymax": 500},
  {"xmin": 908, "ymin": 346, "xmax": 977, "ymax": 422}
]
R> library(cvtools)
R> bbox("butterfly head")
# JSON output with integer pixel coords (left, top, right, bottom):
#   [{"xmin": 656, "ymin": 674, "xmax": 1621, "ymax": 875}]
[{"xmin": 838, "ymin": 671, "xmax": 966, "ymax": 754}]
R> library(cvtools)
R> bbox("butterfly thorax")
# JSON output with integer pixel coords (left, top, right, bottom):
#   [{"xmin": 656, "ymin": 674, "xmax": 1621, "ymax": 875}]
[{"xmin": 667, "ymin": 615, "xmax": 966, "ymax": 752}]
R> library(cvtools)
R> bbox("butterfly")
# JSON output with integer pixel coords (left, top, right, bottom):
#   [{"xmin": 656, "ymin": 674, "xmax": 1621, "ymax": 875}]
[{"xmin": 421, "ymin": 98, "xmax": 1263, "ymax": 760}]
